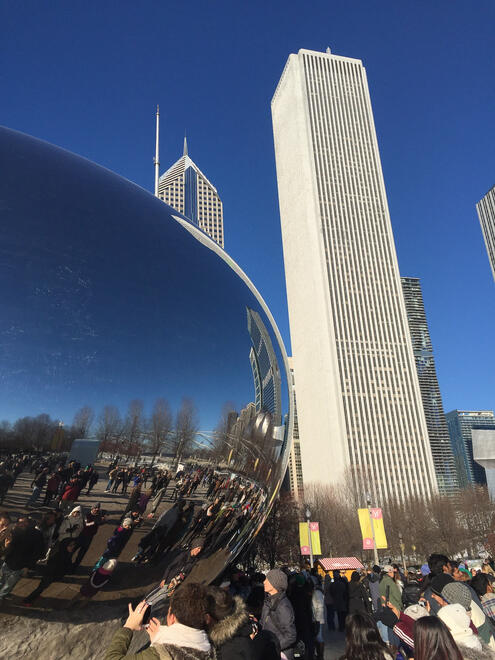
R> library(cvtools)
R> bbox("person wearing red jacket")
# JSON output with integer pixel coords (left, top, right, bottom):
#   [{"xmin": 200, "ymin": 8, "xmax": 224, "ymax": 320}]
[
  {"xmin": 43, "ymin": 472, "xmax": 61, "ymax": 506},
  {"xmin": 60, "ymin": 478, "xmax": 81, "ymax": 515}
]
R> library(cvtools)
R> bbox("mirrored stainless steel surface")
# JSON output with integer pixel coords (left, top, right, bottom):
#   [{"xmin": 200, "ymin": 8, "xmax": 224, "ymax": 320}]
[{"xmin": 0, "ymin": 126, "xmax": 292, "ymax": 584}]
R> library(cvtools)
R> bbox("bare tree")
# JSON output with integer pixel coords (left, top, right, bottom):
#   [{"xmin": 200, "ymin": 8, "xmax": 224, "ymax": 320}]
[
  {"xmin": 123, "ymin": 399, "xmax": 144, "ymax": 460},
  {"xmin": 212, "ymin": 402, "xmax": 237, "ymax": 461},
  {"xmin": 175, "ymin": 398, "xmax": 199, "ymax": 462},
  {"xmin": 72, "ymin": 405, "xmax": 94, "ymax": 438},
  {"xmin": 96, "ymin": 405, "xmax": 123, "ymax": 454},
  {"xmin": 150, "ymin": 398, "xmax": 173, "ymax": 464},
  {"xmin": 256, "ymin": 493, "xmax": 301, "ymax": 568}
]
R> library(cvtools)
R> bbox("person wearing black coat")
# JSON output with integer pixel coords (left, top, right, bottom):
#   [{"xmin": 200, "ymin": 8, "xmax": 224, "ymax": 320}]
[
  {"xmin": 348, "ymin": 571, "xmax": 371, "ymax": 614},
  {"xmin": 22, "ymin": 537, "xmax": 77, "ymax": 605},
  {"xmin": 261, "ymin": 569, "xmax": 297, "ymax": 660},
  {"xmin": 206, "ymin": 586, "xmax": 256, "ymax": 659},
  {"xmin": 0, "ymin": 517, "xmax": 45, "ymax": 601}
]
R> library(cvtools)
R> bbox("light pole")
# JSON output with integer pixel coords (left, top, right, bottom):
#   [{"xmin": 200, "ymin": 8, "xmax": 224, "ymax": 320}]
[
  {"xmin": 306, "ymin": 507, "xmax": 314, "ymax": 569},
  {"xmin": 366, "ymin": 492, "xmax": 379, "ymax": 566}
]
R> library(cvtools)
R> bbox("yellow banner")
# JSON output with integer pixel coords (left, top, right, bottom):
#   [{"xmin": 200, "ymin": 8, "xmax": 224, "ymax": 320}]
[
  {"xmin": 358, "ymin": 508, "xmax": 387, "ymax": 549},
  {"xmin": 299, "ymin": 522, "xmax": 322, "ymax": 555}
]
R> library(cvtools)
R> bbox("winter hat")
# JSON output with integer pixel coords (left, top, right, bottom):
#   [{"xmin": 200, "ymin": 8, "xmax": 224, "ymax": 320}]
[
  {"xmin": 122, "ymin": 518, "xmax": 133, "ymax": 528},
  {"xmin": 92, "ymin": 502, "xmax": 101, "ymax": 510},
  {"xmin": 430, "ymin": 573, "xmax": 455, "ymax": 595},
  {"xmin": 441, "ymin": 581, "xmax": 472, "ymax": 612},
  {"xmin": 404, "ymin": 604, "xmax": 430, "ymax": 621},
  {"xmin": 438, "ymin": 603, "xmax": 482, "ymax": 651},
  {"xmin": 101, "ymin": 559, "xmax": 117, "ymax": 573},
  {"xmin": 383, "ymin": 564, "xmax": 394, "ymax": 573},
  {"xmin": 266, "ymin": 569, "xmax": 288, "ymax": 593},
  {"xmin": 420, "ymin": 563, "xmax": 431, "ymax": 576}
]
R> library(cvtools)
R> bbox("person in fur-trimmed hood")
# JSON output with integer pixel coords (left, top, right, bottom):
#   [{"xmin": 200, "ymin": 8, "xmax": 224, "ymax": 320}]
[
  {"xmin": 205, "ymin": 587, "xmax": 256, "ymax": 659},
  {"xmin": 103, "ymin": 583, "xmax": 216, "ymax": 660}
]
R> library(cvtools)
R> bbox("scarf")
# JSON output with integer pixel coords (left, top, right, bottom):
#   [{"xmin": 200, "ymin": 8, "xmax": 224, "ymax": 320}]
[{"xmin": 151, "ymin": 622, "xmax": 211, "ymax": 653}]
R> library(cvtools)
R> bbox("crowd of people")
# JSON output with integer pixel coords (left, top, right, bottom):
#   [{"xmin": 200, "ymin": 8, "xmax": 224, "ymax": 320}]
[{"xmin": 3, "ymin": 451, "xmax": 495, "ymax": 659}]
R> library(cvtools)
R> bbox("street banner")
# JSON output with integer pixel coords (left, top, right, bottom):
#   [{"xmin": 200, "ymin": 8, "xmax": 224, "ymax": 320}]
[
  {"xmin": 358, "ymin": 508, "xmax": 388, "ymax": 550},
  {"xmin": 299, "ymin": 521, "xmax": 322, "ymax": 555}
]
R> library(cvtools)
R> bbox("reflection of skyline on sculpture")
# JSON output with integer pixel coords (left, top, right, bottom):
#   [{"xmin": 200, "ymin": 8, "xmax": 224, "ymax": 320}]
[{"xmin": 0, "ymin": 125, "xmax": 291, "ymax": 579}]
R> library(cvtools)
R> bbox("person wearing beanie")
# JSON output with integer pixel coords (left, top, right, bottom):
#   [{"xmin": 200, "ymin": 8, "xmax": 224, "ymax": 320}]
[
  {"xmin": 438, "ymin": 603, "xmax": 484, "ymax": 657},
  {"xmin": 73, "ymin": 502, "xmax": 105, "ymax": 568},
  {"xmin": 94, "ymin": 518, "xmax": 133, "ymax": 569},
  {"xmin": 392, "ymin": 603, "xmax": 429, "ymax": 656},
  {"xmin": 442, "ymin": 581, "xmax": 495, "ymax": 650},
  {"xmin": 426, "ymin": 573, "xmax": 455, "ymax": 613},
  {"xmin": 261, "ymin": 569, "xmax": 296, "ymax": 659}
]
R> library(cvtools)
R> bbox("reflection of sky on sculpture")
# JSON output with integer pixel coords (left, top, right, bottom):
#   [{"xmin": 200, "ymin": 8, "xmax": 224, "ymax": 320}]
[{"xmin": 0, "ymin": 126, "xmax": 289, "ymax": 432}]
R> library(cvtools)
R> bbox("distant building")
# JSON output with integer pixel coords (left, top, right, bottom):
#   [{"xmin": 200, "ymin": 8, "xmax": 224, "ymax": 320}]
[
  {"xmin": 287, "ymin": 357, "xmax": 304, "ymax": 501},
  {"xmin": 446, "ymin": 410, "xmax": 495, "ymax": 487},
  {"xmin": 247, "ymin": 308, "xmax": 282, "ymax": 426},
  {"xmin": 401, "ymin": 277, "xmax": 458, "ymax": 495},
  {"xmin": 476, "ymin": 185, "xmax": 495, "ymax": 283},
  {"xmin": 158, "ymin": 138, "xmax": 224, "ymax": 247},
  {"xmin": 271, "ymin": 47, "xmax": 437, "ymax": 503}
]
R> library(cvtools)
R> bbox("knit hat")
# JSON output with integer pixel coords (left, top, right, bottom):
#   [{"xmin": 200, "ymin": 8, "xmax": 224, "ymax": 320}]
[
  {"xmin": 438, "ymin": 603, "xmax": 482, "ymax": 651},
  {"xmin": 101, "ymin": 559, "xmax": 117, "ymax": 573},
  {"xmin": 404, "ymin": 604, "xmax": 430, "ymax": 621},
  {"xmin": 92, "ymin": 502, "xmax": 101, "ymax": 510},
  {"xmin": 441, "ymin": 581, "xmax": 472, "ymax": 612},
  {"xmin": 191, "ymin": 535, "xmax": 206, "ymax": 550},
  {"xmin": 383, "ymin": 564, "xmax": 394, "ymax": 573},
  {"xmin": 430, "ymin": 573, "xmax": 454, "ymax": 595},
  {"xmin": 122, "ymin": 518, "xmax": 133, "ymax": 528},
  {"xmin": 266, "ymin": 568, "xmax": 288, "ymax": 592}
]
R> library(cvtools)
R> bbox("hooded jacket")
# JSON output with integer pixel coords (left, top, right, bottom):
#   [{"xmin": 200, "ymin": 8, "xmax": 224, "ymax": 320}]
[
  {"xmin": 103, "ymin": 627, "xmax": 216, "ymax": 660},
  {"xmin": 208, "ymin": 595, "xmax": 255, "ymax": 660}
]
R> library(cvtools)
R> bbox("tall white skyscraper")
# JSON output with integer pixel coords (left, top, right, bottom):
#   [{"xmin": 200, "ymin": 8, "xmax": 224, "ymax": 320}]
[
  {"xmin": 271, "ymin": 48, "xmax": 437, "ymax": 503},
  {"xmin": 477, "ymin": 184, "xmax": 495, "ymax": 283},
  {"xmin": 158, "ymin": 138, "xmax": 224, "ymax": 247}
]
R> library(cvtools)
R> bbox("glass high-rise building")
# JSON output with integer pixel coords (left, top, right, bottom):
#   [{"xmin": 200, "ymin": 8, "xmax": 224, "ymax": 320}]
[
  {"xmin": 401, "ymin": 277, "xmax": 458, "ymax": 495},
  {"xmin": 477, "ymin": 185, "xmax": 495, "ymax": 283},
  {"xmin": 446, "ymin": 410, "xmax": 495, "ymax": 488},
  {"xmin": 271, "ymin": 48, "xmax": 437, "ymax": 503},
  {"xmin": 158, "ymin": 138, "xmax": 224, "ymax": 247}
]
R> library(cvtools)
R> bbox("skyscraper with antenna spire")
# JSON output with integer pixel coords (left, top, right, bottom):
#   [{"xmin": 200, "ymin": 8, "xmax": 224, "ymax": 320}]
[{"xmin": 154, "ymin": 114, "xmax": 224, "ymax": 247}]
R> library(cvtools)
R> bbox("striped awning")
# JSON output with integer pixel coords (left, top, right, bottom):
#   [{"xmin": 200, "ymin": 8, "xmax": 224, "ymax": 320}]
[{"xmin": 318, "ymin": 557, "xmax": 364, "ymax": 571}]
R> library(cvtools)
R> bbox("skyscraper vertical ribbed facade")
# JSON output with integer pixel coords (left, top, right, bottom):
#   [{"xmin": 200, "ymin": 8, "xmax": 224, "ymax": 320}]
[
  {"xmin": 477, "ymin": 185, "xmax": 495, "ymax": 283},
  {"xmin": 271, "ymin": 48, "xmax": 437, "ymax": 503},
  {"xmin": 287, "ymin": 357, "xmax": 304, "ymax": 501},
  {"xmin": 401, "ymin": 277, "xmax": 458, "ymax": 495},
  {"xmin": 446, "ymin": 410, "xmax": 495, "ymax": 488},
  {"xmin": 158, "ymin": 139, "xmax": 224, "ymax": 247}
]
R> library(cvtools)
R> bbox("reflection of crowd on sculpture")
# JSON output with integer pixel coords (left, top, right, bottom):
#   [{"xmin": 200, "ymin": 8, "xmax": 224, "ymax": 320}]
[{"xmin": 0, "ymin": 451, "xmax": 267, "ymax": 616}]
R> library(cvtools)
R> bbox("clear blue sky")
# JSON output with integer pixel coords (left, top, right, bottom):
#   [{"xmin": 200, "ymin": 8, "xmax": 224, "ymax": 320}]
[{"xmin": 2, "ymin": 0, "xmax": 494, "ymax": 413}]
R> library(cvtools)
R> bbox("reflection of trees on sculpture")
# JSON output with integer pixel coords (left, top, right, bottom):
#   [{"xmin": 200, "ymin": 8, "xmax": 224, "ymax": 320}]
[
  {"xmin": 150, "ymin": 397, "xmax": 173, "ymax": 465},
  {"xmin": 175, "ymin": 398, "xmax": 199, "ymax": 461},
  {"xmin": 212, "ymin": 402, "xmax": 237, "ymax": 460},
  {"xmin": 96, "ymin": 405, "xmax": 123, "ymax": 446},
  {"xmin": 123, "ymin": 399, "xmax": 144, "ymax": 459},
  {"xmin": 254, "ymin": 493, "xmax": 300, "ymax": 568},
  {"xmin": 72, "ymin": 405, "xmax": 94, "ymax": 438}
]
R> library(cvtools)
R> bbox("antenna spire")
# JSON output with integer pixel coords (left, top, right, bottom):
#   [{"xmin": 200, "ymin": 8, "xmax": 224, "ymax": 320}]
[
  {"xmin": 183, "ymin": 132, "xmax": 188, "ymax": 157},
  {"xmin": 154, "ymin": 105, "xmax": 160, "ymax": 197}
]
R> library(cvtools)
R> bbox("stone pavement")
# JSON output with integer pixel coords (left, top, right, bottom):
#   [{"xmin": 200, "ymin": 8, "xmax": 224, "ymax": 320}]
[{"xmin": 324, "ymin": 628, "xmax": 345, "ymax": 659}]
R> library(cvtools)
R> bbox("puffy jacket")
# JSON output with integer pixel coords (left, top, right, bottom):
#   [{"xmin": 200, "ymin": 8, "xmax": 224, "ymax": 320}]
[
  {"xmin": 103, "ymin": 627, "xmax": 216, "ymax": 660},
  {"xmin": 261, "ymin": 591, "xmax": 297, "ymax": 654},
  {"xmin": 208, "ymin": 595, "xmax": 256, "ymax": 660}
]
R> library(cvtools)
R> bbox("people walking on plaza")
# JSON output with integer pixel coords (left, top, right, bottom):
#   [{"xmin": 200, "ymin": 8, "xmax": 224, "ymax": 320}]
[
  {"xmin": 288, "ymin": 573, "xmax": 314, "ymax": 659},
  {"xmin": 328, "ymin": 569, "xmax": 349, "ymax": 632},
  {"xmin": 0, "ymin": 512, "xmax": 12, "ymax": 559},
  {"xmin": 57, "ymin": 505, "xmax": 85, "ymax": 542},
  {"xmin": 105, "ymin": 466, "xmax": 118, "ymax": 493},
  {"xmin": 95, "ymin": 518, "xmax": 133, "ymax": 568},
  {"xmin": 22, "ymin": 537, "xmax": 77, "ymax": 606},
  {"xmin": 376, "ymin": 564, "xmax": 402, "ymax": 644},
  {"xmin": 0, "ymin": 468, "xmax": 13, "ymax": 504},
  {"xmin": 323, "ymin": 573, "xmax": 335, "ymax": 630},
  {"xmin": 43, "ymin": 471, "xmax": 61, "ymax": 505},
  {"xmin": 261, "ymin": 568, "xmax": 297, "ymax": 660},
  {"xmin": 86, "ymin": 469, "xmax": 99, "ymax": 495},
  {"xmin": 27, "ymin": 467, "xmax": 49, "ymax": 507},
  {"xmin": 367, "ymin": 565, "xmax": 381, "ymax": 612},
  {"xmin": 338, "ymin": 612, "xmax": 394, "ymax": 660},
  {"xmin": 75, "ymin": 558, "xmax": 117, "ymax": 604},
  {"xmin": 0, "ymin": 516, "xmax": 45, "ymax": 601},
  {"xmin": 60, "ymin": 477, "xmax": 82, "ymax": 514},
  {"xmin": 73, "ymin": 503, "xmax": 105, "ymax": 567}
]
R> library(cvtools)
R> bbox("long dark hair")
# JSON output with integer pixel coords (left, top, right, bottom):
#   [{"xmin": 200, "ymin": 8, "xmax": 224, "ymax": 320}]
[
  {"xmin": 414, "ymin": 616, "xmax": 463, "ymax": 660},
  {"xmin": 339, "ymin": 612, "xmax": 389, "ymax": 660}
]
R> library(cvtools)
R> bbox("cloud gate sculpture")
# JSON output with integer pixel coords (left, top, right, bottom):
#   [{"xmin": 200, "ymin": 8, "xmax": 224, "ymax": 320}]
[{"xmin": 0, "ymin": 126, "xmax": 292, "ymax": 588}]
